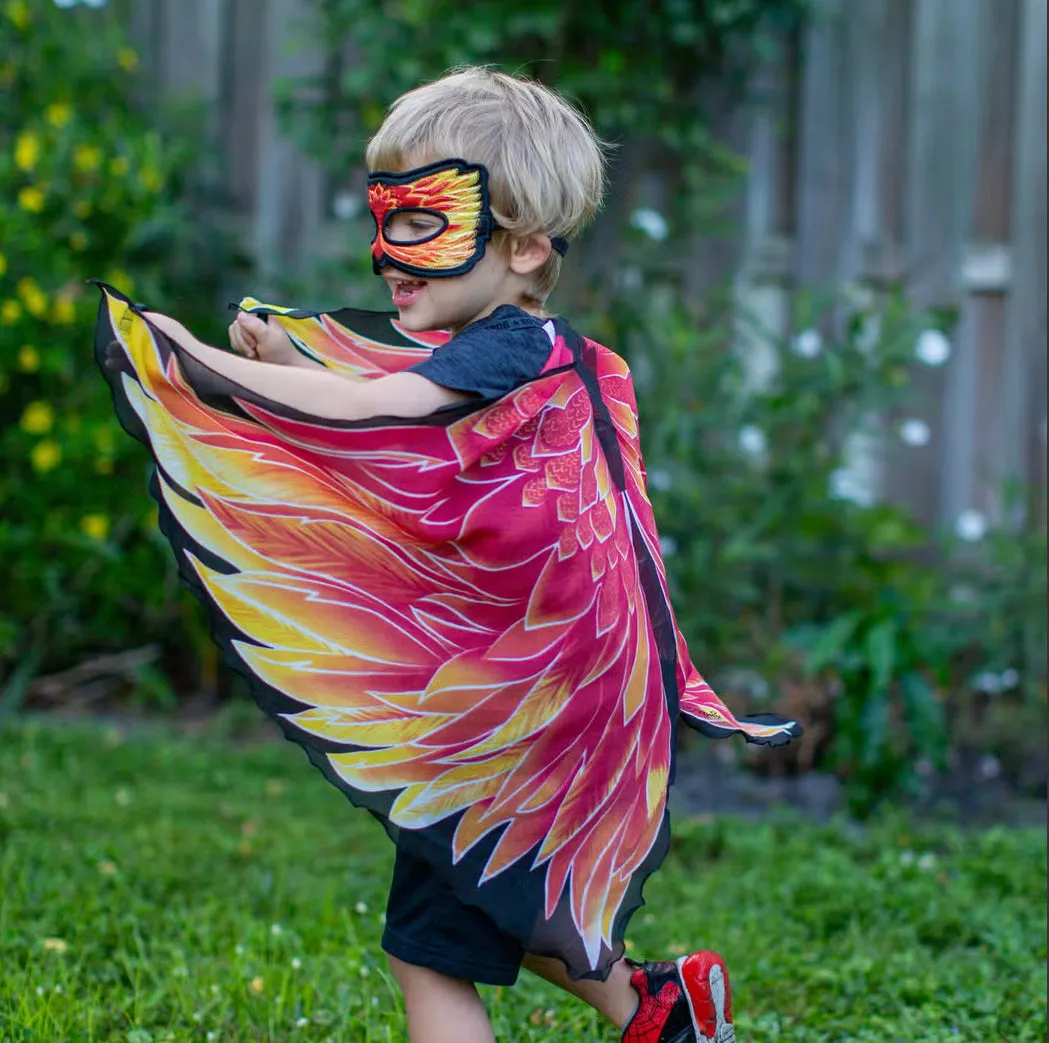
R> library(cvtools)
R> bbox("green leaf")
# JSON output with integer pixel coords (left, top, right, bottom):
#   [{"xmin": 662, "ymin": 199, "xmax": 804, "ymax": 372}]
[
  {"xmin": 802, "ymin": 611, "xmax": 863, "ymax": 675},
  {"xmin": 865, "ymin": 619, "xmax": 898, "ymax": 695}
]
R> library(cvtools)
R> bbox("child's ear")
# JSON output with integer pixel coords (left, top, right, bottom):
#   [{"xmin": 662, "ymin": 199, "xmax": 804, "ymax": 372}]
[{"xmin": 508, "ymin": 234, "xmax": 553, "ymax": 276}]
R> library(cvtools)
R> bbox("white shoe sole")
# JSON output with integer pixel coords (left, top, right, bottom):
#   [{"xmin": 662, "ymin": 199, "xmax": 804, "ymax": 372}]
[{"xmin": 674, "ymin": 956, "xmax": 736, "ymax": 1043}]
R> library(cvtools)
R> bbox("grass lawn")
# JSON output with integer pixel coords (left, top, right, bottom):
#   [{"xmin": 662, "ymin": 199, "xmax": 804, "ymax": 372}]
[{"xmin": 0, "ymin": 718, "xmax": 1044, "ymax": 1042}]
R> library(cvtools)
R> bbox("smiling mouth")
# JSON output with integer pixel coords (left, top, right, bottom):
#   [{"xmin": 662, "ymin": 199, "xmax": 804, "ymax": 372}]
[{"xmin": 389, "ymin": 280, "xmax": 427, "ymax": 306}]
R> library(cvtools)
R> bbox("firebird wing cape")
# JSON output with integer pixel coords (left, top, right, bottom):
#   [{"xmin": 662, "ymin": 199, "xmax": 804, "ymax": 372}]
[{"xmin": 93, "ymin": 282, "xmax": 799, "ymax": 979}]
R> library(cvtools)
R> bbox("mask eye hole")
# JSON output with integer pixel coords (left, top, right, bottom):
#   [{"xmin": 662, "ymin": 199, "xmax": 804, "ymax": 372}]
[{"xmin": 383, "ymin": 208, "xmax": 448, "ymax": 245}]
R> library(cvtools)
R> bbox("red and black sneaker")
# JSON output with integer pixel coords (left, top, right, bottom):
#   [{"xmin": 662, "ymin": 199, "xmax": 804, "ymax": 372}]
[{"xmin": 621, "ymin": 951, "xmax": 735, "ymax": 1043}]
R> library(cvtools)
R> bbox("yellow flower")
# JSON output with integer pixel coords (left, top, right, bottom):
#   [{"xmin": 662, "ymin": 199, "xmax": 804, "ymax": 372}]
[
  {"xmin": 109, "ymin": 156, "xmax": 129, "ymax": 177},
  {"xmin": 20, "ymin": 401, "xmax": 53, "ymax": 435},
  {"xmin": 17, "ymin": 345, "xmax": 39, "ymax": 372},
  {"xmin": 73, "ymin": 145, "xmax": 102, "ymax": 173},
  {"xmin": 5, "ymin": 2, "xmax": 29, "ymax": 31},
  {"xmin": 31, "ymin": 440, "xmax": 61, "ymax": 473},
  {"xmin": 1, "ymin": 300, "xmax": 22, "ymax": 325},
  {"xmin": 74, "ymin": 200, "xmax": 92, "ymax": 219},
  {"xmin": 80, "ymin": 514, "xmax": 110, "ymax": 541},
  {"xmin": 14, "ymin": 132, "xmax": 39, "ymax": 172},
  {"xmin": 94, "ymin": 457, "xmax": 114, "ymax": 476},
  {"xmin": 53, "ymin": 296, "xmax": 77, "ymax": 324},
  {"xmin": 17, "ymin": 277, "xmax": 47, "ymax": 318},
  {"xmin": 249, "ymin": 976, "xmax": 264, "ymax": 995},
  {"xmin": 41, "ymin": 938, "xmax": 68, "ymax": 953},
  {"xmin": 105, "ymin": 269, "xmax": 134, "ymax": 295},
  {"xmin": 69, "ymin": 231, "xmax": 88, "ymax": 252},
  {"xmin": 17, "ymin": 186, "xmax": 45, "ymax": 213},
  {"xmin": 139, "ymin": 166, "xmax": 162, "ymax": 193},
  {"xmin": 117, "ymin": 47, "xmax": 139, "ymax": 72},
  {"xmin": 46, "ymin": 103, "xmax": 72, "ymax": 129},
  {"xmin": 0, "ymin": 253, "xmax": 6, "ymax": 277}
]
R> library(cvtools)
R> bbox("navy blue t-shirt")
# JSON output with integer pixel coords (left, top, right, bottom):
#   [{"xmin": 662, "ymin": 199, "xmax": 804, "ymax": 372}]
[{"xmin": 408, "ymin": 305, "xmax": 558, "ymax": 399}]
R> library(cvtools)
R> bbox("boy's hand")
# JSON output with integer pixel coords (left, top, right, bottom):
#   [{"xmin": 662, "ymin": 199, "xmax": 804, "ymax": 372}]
[{"xmin": 229, "ymin": 312, "xmax": 299, "ymax": 365}]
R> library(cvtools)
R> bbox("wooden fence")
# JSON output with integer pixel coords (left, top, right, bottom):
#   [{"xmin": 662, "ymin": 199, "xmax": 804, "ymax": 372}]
[{"xmin": 114, "ymin": 0, "xmax": 1047, "ymax": 528}]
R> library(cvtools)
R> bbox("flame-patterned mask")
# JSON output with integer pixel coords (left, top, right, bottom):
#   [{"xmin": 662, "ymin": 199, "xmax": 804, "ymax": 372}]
[{"xmin": 367, "ymin": 158, "xmax": 568, "ymax": 279}]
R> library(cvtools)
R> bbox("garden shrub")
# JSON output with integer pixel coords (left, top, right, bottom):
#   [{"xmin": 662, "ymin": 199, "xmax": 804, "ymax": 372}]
[{"xmin": 0, "ymin": 0, "xmax": 231, "ymax": 702}]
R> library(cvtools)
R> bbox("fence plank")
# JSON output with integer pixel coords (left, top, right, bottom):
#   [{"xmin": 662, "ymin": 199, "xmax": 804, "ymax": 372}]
[
  {"xmin": 902, "ymin": 0, "xmax": 988, "ymax": 524},
  {"xmin": 250, "ymin": 0, "xmax": 327, "ymax": 290},
  {"xmin": 795, "ymin": 0, "xmax": 851, "ymax": 287},
  {"xmin": 999, "ymin": 0, "xmax": 1048, "ymax": 521}
]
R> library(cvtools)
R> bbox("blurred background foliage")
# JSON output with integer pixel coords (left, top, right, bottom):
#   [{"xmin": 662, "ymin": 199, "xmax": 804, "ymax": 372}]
[{"xmin": 1, "ymin": 0, "xmax": 1044, "ymax": 813}]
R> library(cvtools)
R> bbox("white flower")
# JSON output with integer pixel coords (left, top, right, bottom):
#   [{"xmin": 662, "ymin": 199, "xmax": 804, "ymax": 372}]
[
  {"xmin": 791, "ymin": 328, "xmax": 822, "ymax": 358},
  {"xmin": 829, "ymin": 468, "xmax": 875, "ymax": 507},
  {"xmin": 332, "ymin": 192, "xmax": 361, "ymax": 221},
  {"xmin": 917, "ymin": 853, "xmax": 937, "ymax": 871},
  {"xmin": 270, "ymin": 923, "xmax": 282, "ymax": 936},
  {"xmin": 971, "ymin": 671, "xmax": 1002, "ymax": 695},
  {"xmin": 291, "ymin": 957, "xmax": 302, "ymax": 970},
  {"xmin": 648, "ymin": 468, "xmax": 672, "ymax": 493},
  {"xmin": 955, "ymin": 509, "xmax": 987, "ymax": 542},
  {"xmin": 979, "ymin": 755, "xmax": 1001, "ymax": 780},
  {"xmin": 359, "ymin": 965, "xmax": 370, "ymax": 977},
  {"xmin": 659, "ymin": 535, "xmax": 678, "ymax": 558},
  {"xmin": 899, "ymin": 418, "xmax": 931, "ymax": 447},
  {"xmin": 354, "ymin": 901, "xmax": 368, "ymax": 915},
  {"xmin": 999, "ymin": 668, "xmax": 1019, "ymax": 690},
  {"xmin": 630, "ymin": 208, "xmax": 668, "ymax": 242},
  {"xmin": 915, "ymin": 329, "xmax": 951, "ymax": 366},
  {"xmin": 295, "ymin": 1018, "xmax": 309, "ymax": 1028},
  {"xmin": 738, "ymin": 425, "xmax": 767, "ymax": 456},
  {"xmin": 899, "ymin": 850, "xmax": 915, "ymax": 866},
  {"xmin": 615, "ymin": 266, "xmax": 644, "ymax": 293}
]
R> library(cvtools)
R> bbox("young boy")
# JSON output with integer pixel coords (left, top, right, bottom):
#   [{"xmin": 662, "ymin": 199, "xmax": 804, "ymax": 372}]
[{"xmin": 98, "ymin": 67, "xmax": 798, "ymax": 1043}]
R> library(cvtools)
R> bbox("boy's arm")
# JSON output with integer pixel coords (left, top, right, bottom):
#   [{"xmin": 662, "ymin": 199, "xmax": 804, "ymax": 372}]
[{"xmin": 145, "ymin": 312, "xmax": 468, "ymax": 420}]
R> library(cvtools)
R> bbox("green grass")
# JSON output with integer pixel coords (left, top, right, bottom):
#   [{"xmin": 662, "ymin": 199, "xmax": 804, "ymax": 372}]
[{"xmin": 0, "ymin": 719, "xmax": 1044, "ymax": 1042}]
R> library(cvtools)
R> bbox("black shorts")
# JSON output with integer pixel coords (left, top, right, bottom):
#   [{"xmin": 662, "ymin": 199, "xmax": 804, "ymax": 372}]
[{"xmin": 381, "ymin": 848, "xmax": 524, "ymax": 986}]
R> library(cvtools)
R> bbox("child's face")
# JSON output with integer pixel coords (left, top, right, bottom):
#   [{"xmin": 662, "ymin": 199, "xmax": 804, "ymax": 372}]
[{"xmin": 379, "ymin": 240, "xmax": 521, "ymax": 333}]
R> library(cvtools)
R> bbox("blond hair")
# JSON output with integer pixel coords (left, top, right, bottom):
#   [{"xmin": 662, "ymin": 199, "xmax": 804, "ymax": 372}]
[{"xmin": 366, "ymin": 66, "xmax": 607, "ymax": 302}]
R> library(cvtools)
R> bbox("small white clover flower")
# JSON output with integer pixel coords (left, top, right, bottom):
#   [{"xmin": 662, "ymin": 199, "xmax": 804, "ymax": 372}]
[
  {"xmin": 354, "ymin": 901, "xmax": 368, "ymax": 915},
  {"xmin": 630, "ymin": 208, "xmax": 669, "ymax": 242},
  {"xmin": 738, "ymin": 425, "xmax": 767, "ymax": 456},
  {"xmin": 915, "ymin": 329, "xmax": 951, "ymax": 366},
  {"xmin": 899, "ymin": 418, "xmax": 931, "ymax": 447},
  {"xmin": 791, "ymin": 328, "xmax": 822, "ymax": 358},
  {"xmin": 296, "ymin": 1017, "xmax": 310, "ymax": 1027},
  {"xmin": 291, "ymin": 957, "xmax": 302, "ymax": 970},
  {"xmin": 270, "ymin": 923, "xmax": 282, "ymax": 936},
  {"xmin": 954, "ymin": 509, "xmax": 987, "ymax": 542}
]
